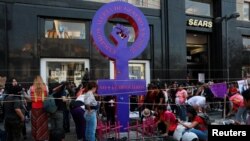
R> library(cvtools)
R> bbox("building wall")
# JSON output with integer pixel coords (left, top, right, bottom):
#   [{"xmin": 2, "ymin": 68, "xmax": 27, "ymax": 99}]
[
  {"xmin": 0, "ymin": 3, "xmax": 7, "ymax": 76},
  {"xmin": 0, "ymin": 0, "xmax": 163, "ymax": 86},
  {"xmin": 165, "ymin": 0, "xmax": 187, "ymax": 81},
  {"xmin": 0, "ymin": 0, "xmax": 249, "ymax": 85}
]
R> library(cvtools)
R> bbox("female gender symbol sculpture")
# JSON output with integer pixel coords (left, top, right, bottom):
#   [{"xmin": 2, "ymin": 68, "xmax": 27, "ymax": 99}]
[{"xmin": 91, "ymin": 1, "xmax": 150, "ymax": 131}]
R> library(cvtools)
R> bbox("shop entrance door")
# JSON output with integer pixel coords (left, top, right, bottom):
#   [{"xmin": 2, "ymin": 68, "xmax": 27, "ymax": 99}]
[{"xmin": 40, "ymin": 58, "xmax": 89, "ymax": 87}]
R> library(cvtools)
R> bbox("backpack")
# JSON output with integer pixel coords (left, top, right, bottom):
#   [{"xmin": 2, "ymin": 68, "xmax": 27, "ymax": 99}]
[
  {"xmin": 43, "ymin": 93, "xmax": 57, "ymax": 114},
  {"xmin": 198, "ymin": 113, "xmax": 211, "ymax": 126}
]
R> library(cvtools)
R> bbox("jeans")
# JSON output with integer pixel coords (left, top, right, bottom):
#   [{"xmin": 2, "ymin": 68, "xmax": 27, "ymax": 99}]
[
  {"xmin": 236, "ymin": 107, "xmax": 247, "ymax": 123},
  {"xmin": 189, "ymin": 128, "xmax": 208, "ymax": 141},
  {"xmin": 84, "ymin": 110, "xmax": 97, "ymax": 141}
]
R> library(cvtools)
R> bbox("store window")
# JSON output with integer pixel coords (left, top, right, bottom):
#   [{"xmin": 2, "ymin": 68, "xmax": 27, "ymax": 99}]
[
  {"xmin": 243, "ymin": 36, "xmax": 250, "ymax": 50},
  {"xmin": 40, "ymin": 58, "xmax": 89, "ymax": 87},
  {"xmin": 186, "ymin": 33, "xmax": 209, "ymax": 81},
  {"xmin": 45, "ymin": 19, "xmax": 86, "ymax": 39},
  {"xmin": 243, "ymin": 2, "xmax": 250, "ymax": 20},
  {"xmin": 84, "ymin": 0, "xmax": 160, "ymax": 9},
  {"xmin": 185, "ymin": 0, "xmax": 213, "ymax": 17},
  {"xmin": 129, "ymin": 63, "xmax": 145, "ymax": 79},
  {"xmin": 110, "ymin": 60, "xmax": 150, "ymax": 85}
]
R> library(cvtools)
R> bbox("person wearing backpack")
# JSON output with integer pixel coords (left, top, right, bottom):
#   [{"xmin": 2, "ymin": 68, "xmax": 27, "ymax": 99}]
[
  {"xmin": 48, "ymin": 81, "xmax": 68, "ymax": 141},
  {"xmin": 178, "ymin": 106, "xmax": 208, "ymax": 141}
]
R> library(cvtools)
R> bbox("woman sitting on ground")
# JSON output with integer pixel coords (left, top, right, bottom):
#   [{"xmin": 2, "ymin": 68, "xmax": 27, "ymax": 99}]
[{"xmin": 178, "ymin": 106, "xmax": 208, "ymax": 141}]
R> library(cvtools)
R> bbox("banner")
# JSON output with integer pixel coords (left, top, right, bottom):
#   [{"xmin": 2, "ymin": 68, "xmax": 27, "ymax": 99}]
[
  {"xmin": 209, "ymin": 83, "xmax": 227, "ymax": 98},
  {"xmin": 237, "ymin": 80, "xmax": 248, "ymax": 94},
  {"xmin": 198, "ymin": 73, "xmax": 205, "ymax": 83}
]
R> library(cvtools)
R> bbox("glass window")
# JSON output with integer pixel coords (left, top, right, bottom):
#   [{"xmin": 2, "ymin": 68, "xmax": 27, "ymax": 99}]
[
  {"xmin": 243, "ymin": 2, "xmax": 250, "ymax": 21},
  {"xmin": 186, "ymin": 33, "xmax": 209, "ymax": 81},
  {"xmin": 185, "ymin": 0, "xmax": 213, "ymax": 17},
  {"xmin": 83, "ymin": 0, "xmax": 160, "ymax": 9},
  {"xmin": 110, "ymin": 60, "xmax": 150, "ymax": 84},
  {"xmin": 40, "ymin": 58, "xmax": 89, "ymax": 87},
  {"xmin": 237, "ymin": 0, "xmax": 250, "ymax": 21},
  {"xmin": 243, "ymin": 36, "xmax": 250, "ymax": 50},
  {"xmin": 187, "ymin": 33, "xmax": 208, "ymax": 64},
  {"xmin": 45, "ymin": 19, "xmax": 86, "ymax": 39},
  {"xmin": 129, "ymin": 63, "xmax": 145, "ymax": 79}
]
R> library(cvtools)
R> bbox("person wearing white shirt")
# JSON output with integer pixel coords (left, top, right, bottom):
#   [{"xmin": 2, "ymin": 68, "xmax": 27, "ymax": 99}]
[
  {"xmin": 84, "ymin": 82, "xmax": 98, "ymax": 141},
  {"xmin": 187, "ymin": 96, "xmax": 206, "ymax": 112}
]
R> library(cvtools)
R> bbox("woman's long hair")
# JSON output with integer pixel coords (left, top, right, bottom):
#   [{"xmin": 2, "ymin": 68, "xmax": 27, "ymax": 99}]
[
  {"xmin": 33, "ymin": 76, "xmax": 45, "ymax": 101},
  {"xmin": 86, "ymin": 82, "xmax": 97, "ymax": 91},
  {"xmin": 186, "ymin": 105, "xmax": 197, "ymax": 121}
]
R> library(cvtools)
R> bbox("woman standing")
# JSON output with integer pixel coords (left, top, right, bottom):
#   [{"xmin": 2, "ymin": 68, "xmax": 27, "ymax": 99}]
[
  {"xmin": 175, "ymin": 84, "xmax": 188, "ymax": 121},
  {"xmin": 84, "ymin": 82, "xmax": 98, "ymax": 141},
  {"xmin": 70, "ymin": 85, "xmax": 86, "ymax": 141},
  {"xmin": 28, "ymin": 76, "xmax": 49, "ymax": 141}
]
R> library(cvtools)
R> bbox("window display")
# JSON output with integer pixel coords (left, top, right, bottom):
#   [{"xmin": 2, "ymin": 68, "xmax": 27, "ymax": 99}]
[
  {"xmin": 129, "ymin": 63, "xmax": 145, "ymax": 79},
  {"xmin": 45, "ymin": 19, "xmax": 86, "ymax": 39},
  {"xmin": 41, "ymin": 59, "xmax": 89, "ymax": 87},
  {"xmin": 110, "ymin": 60, "xmax": 150, "ymax": 85}
]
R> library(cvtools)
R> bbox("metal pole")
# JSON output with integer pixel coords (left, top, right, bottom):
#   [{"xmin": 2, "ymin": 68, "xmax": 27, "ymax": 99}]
[
  {"xmin": 226, "ymin": 19, "xmax": 229, "ymax": 83},
  {"xmin": 223, "ymin": 18, "xmax": 228, "ymax": 119}
]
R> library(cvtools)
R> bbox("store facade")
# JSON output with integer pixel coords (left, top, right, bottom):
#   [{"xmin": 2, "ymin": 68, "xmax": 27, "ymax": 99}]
[{"xmin": 0, "ymin": 0, "xmax": 249, "ymax": 87}]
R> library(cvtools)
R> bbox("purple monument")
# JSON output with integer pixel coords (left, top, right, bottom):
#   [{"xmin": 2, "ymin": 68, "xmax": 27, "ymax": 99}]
[{"xmin": 91, "ymin": 1, "xmax": 150, "ymax": 131}]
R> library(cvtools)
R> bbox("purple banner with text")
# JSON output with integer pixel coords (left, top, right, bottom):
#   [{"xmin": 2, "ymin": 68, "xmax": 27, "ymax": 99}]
[{"xmin": 97, "ymin": 80, "xmax": 146, "ymax": 96}]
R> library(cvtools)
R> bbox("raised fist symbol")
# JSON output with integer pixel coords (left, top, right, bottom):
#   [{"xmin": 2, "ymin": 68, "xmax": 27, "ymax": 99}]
[{"xmin": 110, "ymin": 24, "xmax": 130, "ymax": 46}]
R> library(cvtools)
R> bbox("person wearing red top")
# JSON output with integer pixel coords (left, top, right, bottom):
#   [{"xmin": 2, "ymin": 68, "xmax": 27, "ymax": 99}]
[
  {"xmin": 27, "ymin": 76, "xmax": 49, "ymax": 141},
  {"xmin": 228, "ymin": 93, "xmax": 247, "ymax": 123},
  {"xmin": 178, "ymin": 106, "xmax": 207, "ymax": 141},
  {"xmin": 155, "ymin": 106, "xmax": 178, "ymax": 136},
  {"xmin": 228, "ymin": 83, "xmax": 239, "ymax": 97}
]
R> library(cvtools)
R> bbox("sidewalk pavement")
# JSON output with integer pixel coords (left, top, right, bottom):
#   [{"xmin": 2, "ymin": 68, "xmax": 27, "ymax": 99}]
[{"xmin": 0, "ymin": 119, "xmax": 77, "ymax": 141}]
